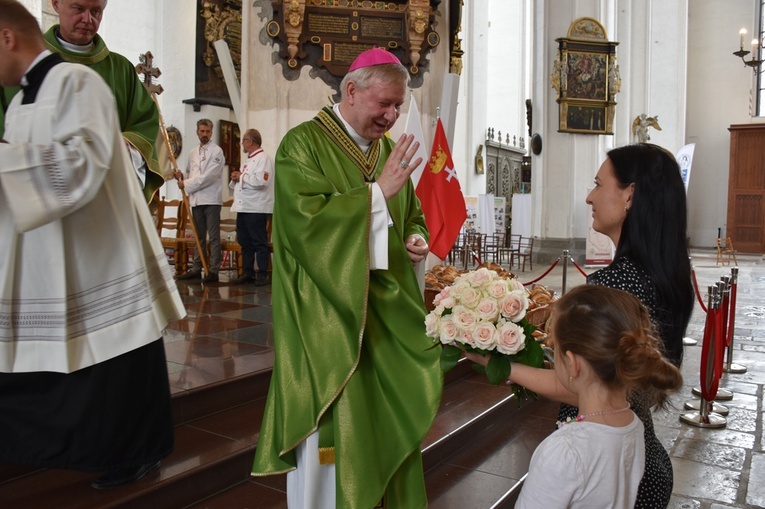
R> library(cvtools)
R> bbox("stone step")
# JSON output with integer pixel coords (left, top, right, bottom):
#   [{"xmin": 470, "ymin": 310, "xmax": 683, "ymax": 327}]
[{"xmin": 0, "ymin": 360, "xmax": 557, "ymax": 508}]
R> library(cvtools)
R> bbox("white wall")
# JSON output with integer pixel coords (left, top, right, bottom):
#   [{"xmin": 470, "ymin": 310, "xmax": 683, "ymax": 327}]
[
  {"xmin": 686, "ymin": 0, "xmax": 761, "ymax": 246},
  {"xmin": 487, "ymin": 1, "xmax": 529, "ymax": 147}
]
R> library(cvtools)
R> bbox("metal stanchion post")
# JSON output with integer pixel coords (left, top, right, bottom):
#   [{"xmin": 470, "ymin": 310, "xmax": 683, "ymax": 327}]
[
  {"xmin": 684, "ymin": 398, "xmax": 729, "ymax": 416},
  {"xmin": 561, "ymin": 249, "xmax": 569, "ymax": 295},
  {"xmin": 724, "ymin": 267, "xmax": 747, "ymax": 374},
  {"xmin": 683, "ymin": 256, "xmax": 698, "ymax": 346},
  {"xmin": 682, "ymin": 284, "xmax": 727, "ymax": 428},
  {"xmin": 692, "ymin": 281, "xmax": 734, "ymax": 401}
]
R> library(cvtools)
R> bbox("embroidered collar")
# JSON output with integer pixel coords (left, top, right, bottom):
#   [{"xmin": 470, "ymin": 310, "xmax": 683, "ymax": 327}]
[
  {"xmin": 248, "ymin": 148, "xmax": 264, "ymax": 158},
  {"xmin": 313, "ymin": 106, "xmax": 381, "ymax": 183}
]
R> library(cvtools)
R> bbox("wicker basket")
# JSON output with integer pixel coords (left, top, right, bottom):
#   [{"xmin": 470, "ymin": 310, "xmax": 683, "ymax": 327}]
[{"xmin": 424, "ymin": 287, "xmax": 440, "ymax": 313}]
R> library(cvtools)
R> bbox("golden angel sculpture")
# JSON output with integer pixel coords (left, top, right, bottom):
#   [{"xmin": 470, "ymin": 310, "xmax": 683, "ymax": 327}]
[{"xmin": 632, "ymin": 114, "xmax": 662, "ymax": 143}]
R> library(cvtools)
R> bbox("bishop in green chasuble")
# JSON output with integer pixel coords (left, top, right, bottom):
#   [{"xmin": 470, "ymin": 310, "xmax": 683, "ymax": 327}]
[{"xmin": 252, "ymin": 101, "xmax": 442, "ymax": 508}]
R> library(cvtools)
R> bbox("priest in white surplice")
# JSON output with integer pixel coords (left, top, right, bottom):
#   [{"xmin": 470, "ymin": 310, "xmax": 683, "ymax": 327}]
[{"xmin": 0, "ymin": 0, "xmax": 186, "ymax": 490}]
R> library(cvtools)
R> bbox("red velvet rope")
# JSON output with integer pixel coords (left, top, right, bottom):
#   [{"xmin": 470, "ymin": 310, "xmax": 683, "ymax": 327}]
[
  {"xmin": 568, "ymin": 257, "xmax": 590, "ymax": 278},
  {"xmin": 691, "ymin": 269, "xmax": 708, "ymax": 313},
  {"xmin": 521, "ymin": 258, "xmax": 560, "ymax": 286},
  {"xmin": 699, "ymin": 302, "xmax": 719, "ymax": 401},
  {"xmin": 715, "ymin": 302, "xmax": 725, "ymax": 382}
]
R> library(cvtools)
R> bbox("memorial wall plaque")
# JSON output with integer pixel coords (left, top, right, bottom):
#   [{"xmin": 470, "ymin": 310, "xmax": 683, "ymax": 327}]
[
  {"xmin": 263, "ymin": 0, "xmax": 441, "ymax": 92},
  {"xmin": 187, "ymin": 0, "xmax": 242, "ymax": 110}
]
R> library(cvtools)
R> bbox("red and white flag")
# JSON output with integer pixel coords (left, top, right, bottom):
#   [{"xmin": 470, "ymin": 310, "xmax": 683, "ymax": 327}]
[{"xmin": 416, "ymin": 118, "xmax": 467, "ymax": 260}]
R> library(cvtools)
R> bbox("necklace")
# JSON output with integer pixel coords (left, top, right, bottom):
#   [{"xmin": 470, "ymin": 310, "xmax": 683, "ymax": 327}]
[{"xmin": 556, "ymin": 403, "xmax": 631, "ymax": 428}]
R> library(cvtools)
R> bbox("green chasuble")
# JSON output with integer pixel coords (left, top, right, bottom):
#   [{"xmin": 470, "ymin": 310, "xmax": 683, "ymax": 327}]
[
  {"xmin": 252, "ymin": 107, "xmax": 443, "ymax": 508},
  {"xmin": 32, "ymin": 26, "xmax": 164, "ymax": 202},
  {"xmin": 0, "ymin": 86, "xmax": 19, "ymax": 139}
]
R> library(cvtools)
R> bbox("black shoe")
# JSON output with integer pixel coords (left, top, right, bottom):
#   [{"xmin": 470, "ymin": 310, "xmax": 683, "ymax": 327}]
[
  {"xmin": 253, "ymin": 274, "xmax": 270, "ymax": 286},
  {"xmin": 91, "ymin": 460, "xmax": 161, "ymax": 490},
  {"xmin": 202, "ymin": 272, "xmax": 219, "ymax": 283},
  {"xmin": 177, "ymin": 270, "xmax": 202, "ymax": 280},
  {"xmin": 232, "ymin": 274, "xmax": 255, "ymax": 284}
]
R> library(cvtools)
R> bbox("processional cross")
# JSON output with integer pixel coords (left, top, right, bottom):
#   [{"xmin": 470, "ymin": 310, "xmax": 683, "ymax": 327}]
[
  {"xmin": 136, "ymin": 51, "xmax": 209, "ymax": 274},
  {"xmin": 136, "ymin": 52, "xmax": 164, "ymax": 96}
]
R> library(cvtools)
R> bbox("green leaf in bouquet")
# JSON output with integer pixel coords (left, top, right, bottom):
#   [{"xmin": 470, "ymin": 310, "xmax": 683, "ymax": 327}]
[
  {"xmin": 485, "ymin": 354, "xmax": 511, "ymax": 385},
  {"xmin": 510, "ymin": 335, "xmax": 545, "ymax": 369},
  {"xmin": 521, "ymin": 318, "xmax": 538, "ymax": 337},
  {"xmin": 439, "ymin": 344, "xmax": 463, "ymax": 373}
]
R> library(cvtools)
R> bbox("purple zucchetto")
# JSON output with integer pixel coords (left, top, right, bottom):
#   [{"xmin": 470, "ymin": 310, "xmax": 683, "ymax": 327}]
[{"xmin": 348, "ymin": 47, "xmax": 403, "ymax": 72}]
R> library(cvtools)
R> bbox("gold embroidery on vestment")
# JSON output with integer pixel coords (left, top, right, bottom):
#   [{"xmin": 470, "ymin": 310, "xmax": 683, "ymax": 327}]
[
  {"xmin": 313, "ymin": 108, "xmax": 381, "ymax": 183},
  {"xmin": 318, "ymin": 446, "xmax": 335, "ymax": 465}
]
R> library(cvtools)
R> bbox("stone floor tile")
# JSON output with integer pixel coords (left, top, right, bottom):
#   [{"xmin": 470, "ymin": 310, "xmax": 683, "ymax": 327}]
[
  {"xmin": 670, "ymin": 458, "xmax": 739, "ymax": 504},
  {"xmin": 749, "ymin": 452, "xmax": 765, "ymax": 507},
  {"xmin": 672, "ymin": 438, "xmax": 746, "ymax": 471},
  {"xmin": 667, "ymin": 497, "xmax": 702, "ymax": 509},
  {"xmin": 680, "ymin": 426, "xmax": 756, "ymax": 450}
]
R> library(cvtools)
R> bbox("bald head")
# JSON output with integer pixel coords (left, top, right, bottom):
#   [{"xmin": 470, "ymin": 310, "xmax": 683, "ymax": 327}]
[{"xmin": 0, "ymin": 0, "xmax": 45, "ymax": 87}]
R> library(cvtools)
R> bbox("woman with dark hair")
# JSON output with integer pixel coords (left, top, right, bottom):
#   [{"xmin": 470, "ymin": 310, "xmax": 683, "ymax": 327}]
[
  {"xmin": 598, "ymin": 143, "xmax": 694, "ymax": 366},
  {"xmin": 469, "ymin": 144, "xmax": 693, "ymax": 508}
]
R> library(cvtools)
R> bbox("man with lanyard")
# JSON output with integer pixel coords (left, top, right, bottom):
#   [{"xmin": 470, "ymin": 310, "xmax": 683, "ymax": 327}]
[
  {"xmin": 0, "ymin": 0, "xmax": 165, "ymax": 202},
  {"xmin": 228, "ymin": 128, "xmax": 274, "ymax": 285},
  {"xmin": 251, "ymin": 48, "xmax": 442, "ymax": 508}
]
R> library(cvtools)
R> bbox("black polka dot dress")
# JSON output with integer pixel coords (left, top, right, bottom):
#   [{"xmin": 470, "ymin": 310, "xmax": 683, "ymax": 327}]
[{"xmin": 557, "ymin": 257, "xmax": 673, "ymax": 509}]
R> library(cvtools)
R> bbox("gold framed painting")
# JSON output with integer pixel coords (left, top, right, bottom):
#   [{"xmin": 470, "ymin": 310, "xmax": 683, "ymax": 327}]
[
  {"xmin": 219, "ymin": 120, "xmax": 241, "ymax": 171},
  {"xmin": 551, "ymin": 18, "xmax": 621, "ymax": 135}
]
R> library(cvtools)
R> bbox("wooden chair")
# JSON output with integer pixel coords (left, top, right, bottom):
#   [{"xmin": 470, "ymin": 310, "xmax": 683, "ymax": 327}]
[
  {"xmin": 462, "ymin": 231, "xmax": 484, "ymax": 268},
  {"xmin": 448, "ymin": 233, "xmax": 464, "ymax": 266},
  {"xmin": 156, "ymin": 196, "xmax": 188, "ymax": 275},
  {"xmin": 484, "ymin": 231, "xmax": 505, "ymax": 264},
  {"xmin": 498, "ymin": 234, "xmax": 521, "ymax": 269},
  {"xmin": 220, "ymin": 199, "xmax": 244, "ymax": 277},
  {"xmin": 514, "ymin": 236, "xmax": 534, "ymax": 272},
  {"xmin": 716, "ymin": 237, "xmax": 738, "ymax": 266}
]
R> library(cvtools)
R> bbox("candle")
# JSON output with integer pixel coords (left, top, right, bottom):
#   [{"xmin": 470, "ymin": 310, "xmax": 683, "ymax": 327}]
[
  {"xmin": 740, "ymin": 28, "xmax": 747, "ymax": 50},
  {"xmin": 752, "ymin": 38, "xmax": 759, "ymax": 49}
]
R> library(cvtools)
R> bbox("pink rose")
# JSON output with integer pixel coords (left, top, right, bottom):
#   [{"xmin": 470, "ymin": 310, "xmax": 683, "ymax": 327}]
[
  {"xmin": 439, "ymin": 316, "xmax": 459, "ymax": 344},
  {"xmin": 450, "ymin": 279, "xmax": 471, "ymax": 296},
  {"xmin": 425, "ymin": 312, "xmax": 440, "ymax": 338},
  {"xmin": 439, "ymin": 295, "xmax": 457, "ymax": 309},
  {"xmin": 475, "ymin": 298, "xmax": 500, "ymax": 322},
  {"xmin": 433, "ymin": 286, "xmax": 451, "ymax": 306},
  {"xmin": 452, "ymin": 305, "xmax": 478, "ymax": 330},
  {"xmin": 496, "ymin": 321, "xmax": 525, "ymax": 355},
  {"xmin": 459, "ymin": 330, "xmax": 476, "ymax": 347},
  {"xmin": 499, "ymin": 291, "xmax": 528, "ymax": 322},
  {"xmin": 487, "ymin": 279, "xmax": 509, "ymax": 299},
  {"xmin": 468, "ymin": 267, "xmax": 494, "ymax": 287},
  {"xmin": 508, "ymin": 278, "xmax": 525, "ymax": 292},
  {"xmin": 459, "ymin": 287, "xmax": 482, "ymax": 309},
  {"xmin": 473, "ymin": 322, "xmax": 497, "ymax": 350}
]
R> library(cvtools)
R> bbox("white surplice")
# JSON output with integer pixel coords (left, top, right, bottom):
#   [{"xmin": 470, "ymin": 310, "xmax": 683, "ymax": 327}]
[{"xmin": 0, "ymin": 62, "xmax": 186, "ymax": 374}]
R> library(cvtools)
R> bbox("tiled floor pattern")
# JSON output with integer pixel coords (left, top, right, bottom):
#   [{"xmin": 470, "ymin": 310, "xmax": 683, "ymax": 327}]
[{"xmin": 166, "ymin": 248, "xmax": 764, "ymax": 508}]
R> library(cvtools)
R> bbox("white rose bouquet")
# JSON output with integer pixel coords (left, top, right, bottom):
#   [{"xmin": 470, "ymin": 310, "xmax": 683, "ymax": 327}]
[{"xmin": 425, "ymin": 267, "xmax": 544, "ymax": 396}]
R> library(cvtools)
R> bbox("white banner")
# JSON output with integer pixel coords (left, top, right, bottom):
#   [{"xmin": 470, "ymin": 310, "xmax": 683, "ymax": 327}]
[
  {"xmin": 675, "ymin": 143, "xmax": 696, "ymax": 193},
  {"xmin": 403, "ymin": 93, "xmax": 429, "ymax": 188}
]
